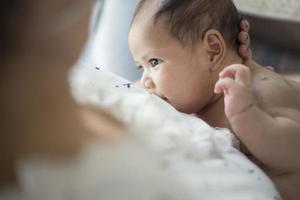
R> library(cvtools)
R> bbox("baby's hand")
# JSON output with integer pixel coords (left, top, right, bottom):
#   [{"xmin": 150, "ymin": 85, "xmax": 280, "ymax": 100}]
[{"xmin": 214, "ymin": 64, "xmax": 255, "ymax": 121}]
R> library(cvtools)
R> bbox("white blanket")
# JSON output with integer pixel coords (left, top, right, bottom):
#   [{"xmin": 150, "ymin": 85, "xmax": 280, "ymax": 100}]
[
  {"xmin": 0, "ymin": 63, "xmax": 281, "ymax": 200},
  {"xmin": 69, "ymin": 63, "xmax": 280, "ymax": 199}
]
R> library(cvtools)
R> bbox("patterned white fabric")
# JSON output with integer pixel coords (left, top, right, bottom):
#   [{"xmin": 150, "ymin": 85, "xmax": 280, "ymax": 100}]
[{"xmin": 0, "ymin": 62, "xmax": 281, "ymax": 200}]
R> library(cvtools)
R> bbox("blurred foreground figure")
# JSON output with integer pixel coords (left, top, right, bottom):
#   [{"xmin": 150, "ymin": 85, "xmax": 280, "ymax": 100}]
[{"xmin": 0, "ymin": 0, "xmax": 125, "ymax": 186}]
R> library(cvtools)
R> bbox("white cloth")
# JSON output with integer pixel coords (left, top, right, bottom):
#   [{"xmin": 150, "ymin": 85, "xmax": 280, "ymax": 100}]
[
  {"xmin": 0, "ymin": 63, "xmax": 281, "ymax": 200},
  {"xmin": 0, "ymin": 138, "xmax": 280, "ymax": 200}
]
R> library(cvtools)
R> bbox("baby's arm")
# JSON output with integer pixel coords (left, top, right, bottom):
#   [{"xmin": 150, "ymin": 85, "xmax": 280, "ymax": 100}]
[{"xmin": 215, "ymin": 64, "xmax": 300, "ymax": 173}]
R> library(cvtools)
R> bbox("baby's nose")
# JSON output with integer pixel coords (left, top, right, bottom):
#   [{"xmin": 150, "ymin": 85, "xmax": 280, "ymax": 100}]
[{"xmin": 143, "ymin": 77, "xmax": 156, "ymax": 92}]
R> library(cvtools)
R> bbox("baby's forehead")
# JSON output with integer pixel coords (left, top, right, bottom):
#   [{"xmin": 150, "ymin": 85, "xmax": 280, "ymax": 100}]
[
  {"xmin": 138, "ymin": 0, "xmax": 166, "ymax": 16},
  {"xmin": 134, "ymin": 1, "xmax": 160, "ymax": 25}
]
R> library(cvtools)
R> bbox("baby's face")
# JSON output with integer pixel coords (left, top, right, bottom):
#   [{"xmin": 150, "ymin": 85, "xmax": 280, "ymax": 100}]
[{"xmin": 128, "ymin": 15, "xmax": 217, "ymax": 114}]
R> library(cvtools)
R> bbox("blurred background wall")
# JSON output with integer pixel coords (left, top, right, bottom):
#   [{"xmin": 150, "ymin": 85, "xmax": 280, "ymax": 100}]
[{"xmin": 82, "ymin": 0, "xmax": 141, "ymax": 81}]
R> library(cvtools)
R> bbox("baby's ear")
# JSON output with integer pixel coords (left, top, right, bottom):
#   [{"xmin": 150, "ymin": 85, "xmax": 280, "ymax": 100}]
[{"xmin": 202, "ymin": 29, "xmax": 226, "ymax": 71}]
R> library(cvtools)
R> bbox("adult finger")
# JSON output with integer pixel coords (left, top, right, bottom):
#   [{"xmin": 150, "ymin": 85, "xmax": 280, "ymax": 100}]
[
  {"xmin": 240, "ymin": 19, "xmax": 250, "ymax": 32},
  {"xmin": 239, "ymin": 44, "xmax": 252, "ymax": 60},
  {"xmin": 238, "ymin": 31, "xmax": 250, "ymax": 45}
]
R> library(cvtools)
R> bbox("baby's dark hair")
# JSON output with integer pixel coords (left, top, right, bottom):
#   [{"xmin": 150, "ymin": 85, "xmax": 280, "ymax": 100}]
[{"xmin": 134, "ymin": 0, "xmax": 242, "ymax": 48}]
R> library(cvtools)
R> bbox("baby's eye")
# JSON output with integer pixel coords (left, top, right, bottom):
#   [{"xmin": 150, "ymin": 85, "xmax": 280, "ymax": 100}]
[
  {"xmin": 149, "ymin": 59, "xmax": 162, "ymax": 68},
  {"xmin": 136, "ymin": 65, "xmax": 143, "ymax": 71}
]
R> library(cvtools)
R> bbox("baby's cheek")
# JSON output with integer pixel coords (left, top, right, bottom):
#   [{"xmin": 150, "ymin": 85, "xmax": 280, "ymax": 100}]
[{"xmin": 157, "ymin": 76, "xmax": 172, "ymax": 94}]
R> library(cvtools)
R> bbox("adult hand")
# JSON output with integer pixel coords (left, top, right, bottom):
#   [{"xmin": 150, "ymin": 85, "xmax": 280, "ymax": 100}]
[
  {"xmin": 238, "ymin": 19, "xmax": 252, "ymax": 61},
  {"xmin": 238, "ymin": 19, "xmax": 274, "ymax": 71}
]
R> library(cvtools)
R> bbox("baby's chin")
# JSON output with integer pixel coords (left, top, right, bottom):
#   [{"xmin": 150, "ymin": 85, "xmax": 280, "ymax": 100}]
[
  {"xmin": 158, "ymin": 96, "xmax": 197, "ymax": 114},
  {"xmin": 168, "ymin": 101, "xmax": 195, "ymax": 114}
]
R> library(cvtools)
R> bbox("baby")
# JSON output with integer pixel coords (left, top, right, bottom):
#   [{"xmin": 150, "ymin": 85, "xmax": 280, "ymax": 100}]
[{"xmin": 128, "ymin": 0, "xmax": 300, "ymax": 199}]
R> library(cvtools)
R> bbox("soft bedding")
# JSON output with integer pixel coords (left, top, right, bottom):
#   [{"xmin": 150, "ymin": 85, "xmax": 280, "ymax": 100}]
[
  {"xmin": 69, "ymin": 63, "xmax": 281, "ymax": 199},
  {"xmin": 0, "ymin": 63, "xmax": 281, "ymax": 200}
]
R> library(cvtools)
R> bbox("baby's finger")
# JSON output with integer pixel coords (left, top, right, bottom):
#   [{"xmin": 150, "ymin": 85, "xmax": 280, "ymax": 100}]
[
  {"xmin": 214, "ymin": 77, "xmax": 239, "ymax": 95},
  {"xmin": 219, "ymin": 67, "xmax": 235, "ymax": 80},
  {"xmin": 219, "ymin": 64, "xmax": 251, "ymax": 86}
]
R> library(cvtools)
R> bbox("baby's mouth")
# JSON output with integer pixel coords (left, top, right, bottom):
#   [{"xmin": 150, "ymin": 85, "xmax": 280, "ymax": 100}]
[
  {"xmin": 152, "ymin": 92, "xmax": 169, "ymax": 103},
  {"xmin": 161, "ymin": 96, "xmax": 169, "ymax": 102}
]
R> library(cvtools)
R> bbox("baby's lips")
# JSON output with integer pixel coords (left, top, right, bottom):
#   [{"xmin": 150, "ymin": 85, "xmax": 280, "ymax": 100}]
[{"xmin": 160, "ymin": 96, "xmax": 169, "ymax": 102}]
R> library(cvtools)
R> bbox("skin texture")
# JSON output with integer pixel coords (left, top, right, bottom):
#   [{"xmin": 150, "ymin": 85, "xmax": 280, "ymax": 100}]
[
  {"xmin": 129, "ymin": 2, "xmax": 300, "ymax": 200},
  {"xmin": 0, "ymin": 0, "xmax": 124, "ymax": 186},
  {"xmin": 215, "ymin": 63, "xmax": 300, "ymax": 200},
  {"xmin": 129, "ymin": 17, "xmax": 216, "ymax": 113},
  {"xmin": 129, "ymin": 1, "xmax": 243, "ymax": 114}
]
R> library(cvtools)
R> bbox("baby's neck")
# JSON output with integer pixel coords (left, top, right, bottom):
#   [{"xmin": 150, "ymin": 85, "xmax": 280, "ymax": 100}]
[
  {"xmin": 198, "ymin": 50, "xmax": 243, "ymax": 128},
  {"xmin": 223, "ymin": 48, "xmax": 244, "ymax": 67},
  {"xmin": 197, "ymin": 94, "xmax": 231, "ymax": 129}
]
